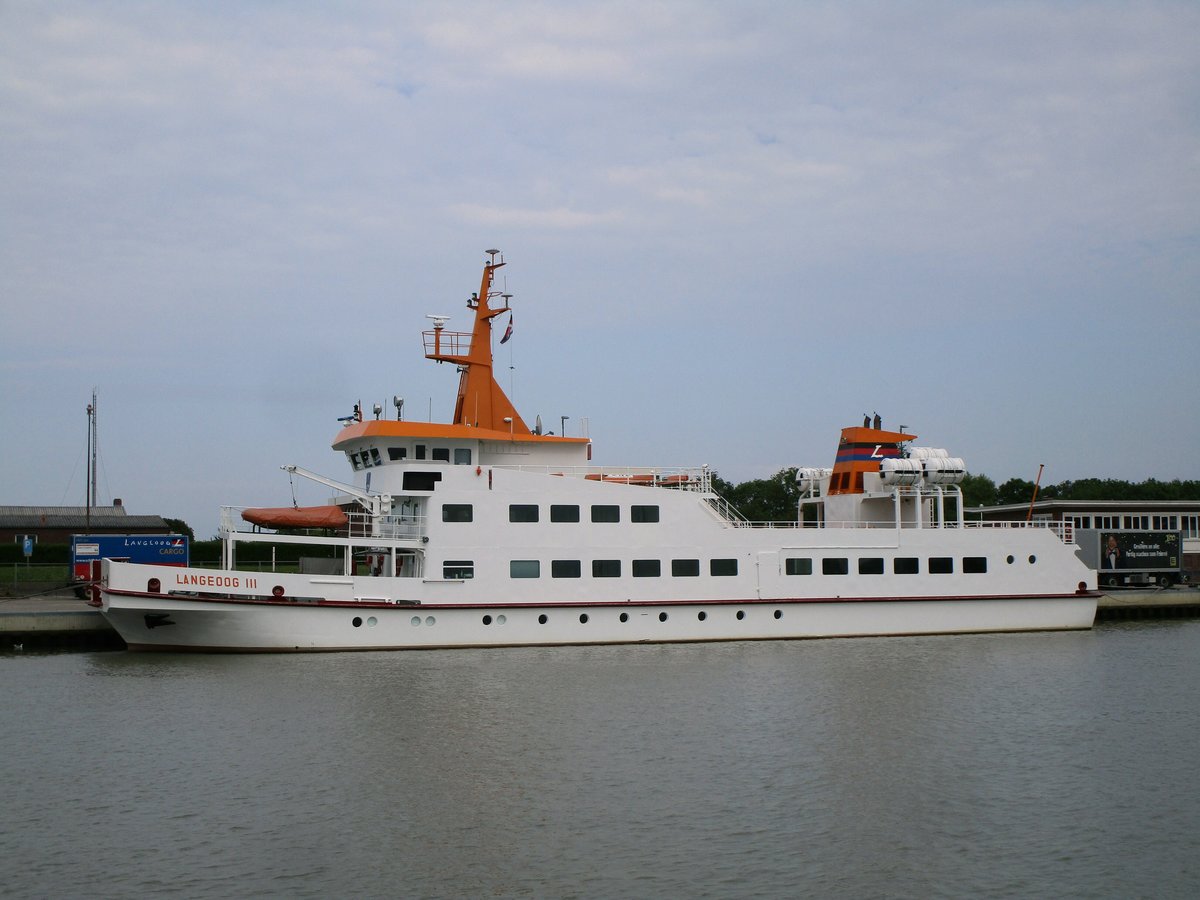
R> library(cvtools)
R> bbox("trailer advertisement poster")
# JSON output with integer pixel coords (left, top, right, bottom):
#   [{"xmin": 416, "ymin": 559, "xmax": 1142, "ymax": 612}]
[{"xmin": 1098, "ymin": 531, "xmax": 1180, "ymax": 571}]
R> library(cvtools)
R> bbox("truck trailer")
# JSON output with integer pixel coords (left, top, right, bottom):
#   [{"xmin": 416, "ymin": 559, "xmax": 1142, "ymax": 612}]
[{"xmin": 1077, "ymin": 529, "xmax": 1184, "ymax": 588}]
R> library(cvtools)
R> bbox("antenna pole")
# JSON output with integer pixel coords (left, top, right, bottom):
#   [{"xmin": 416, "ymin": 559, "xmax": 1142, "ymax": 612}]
[
  {"xmin": 86, "ymin": 390, "xmax": 97, "ymax": 529},
  {"xmin": 1026, "ymin": 464, "xmax": 1044, "ymax": 523}
]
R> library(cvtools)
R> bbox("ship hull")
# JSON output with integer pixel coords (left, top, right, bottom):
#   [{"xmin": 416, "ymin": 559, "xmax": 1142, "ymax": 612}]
[{"xmin": 100, "ymin": 588, "xmax": 1098, "ymax": 652}]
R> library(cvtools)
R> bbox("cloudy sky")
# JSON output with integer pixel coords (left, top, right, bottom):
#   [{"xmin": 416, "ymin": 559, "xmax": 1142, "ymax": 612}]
[{"xmin": 2, "ymin": 1, "xmax": 1197, "ymax": 538}]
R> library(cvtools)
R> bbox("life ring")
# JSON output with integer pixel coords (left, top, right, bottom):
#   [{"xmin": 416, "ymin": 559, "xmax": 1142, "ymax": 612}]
[{"xmin": 272, "ymin": 585, "xmax": 285, "ymax": 598}]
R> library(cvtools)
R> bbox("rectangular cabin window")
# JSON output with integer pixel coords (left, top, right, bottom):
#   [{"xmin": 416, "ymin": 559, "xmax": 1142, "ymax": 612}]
[
  {"xmin": 402, "ymin": 471, "xmax": 442, "ymax": 492},
  {"xmin": 592, "ymin": 559, "xmax": 621, "ymax": 578},
  {"xmin": 633, "ymin": 559, "xmax": 661, "ymax": 577},
  {"xmin": 415, "ymin": 444, "xmax": 427, "ymax": 460},
  {"xmin": 454, "ymin": 448, "xmax": 472, "ymax": 465},
  {"xmin": 963, "ymin": 556, "xmax": 988, "ymax": 574},
  {"xmin": 443, "ymin": 560, "xmax": 473, "ymax": 580},
  {"xmin": 432, "ymin": 447, "xmax": 450, "ymax": 462},
  {"xmin": 509, "ymin": 504, "xmax": 539, "ymax": 523},
  {"xmin": 671, "ymin": 559, "xmax": 700, "ymax": 577},
  {"xmin": 591, "ymin": 504, "xmax": 620, "ymax": 523},
  {"xmin": 631, "ymin": 505, "xmax": 660, "ymax": 523},
  {"xmin": 785, "ymin": 557, "xmax": 813, "ymax": 576},
  {"xmin": 929, "ymin": 557, "xmax": 954, "ymax": 574},
  {"xmin": 510, "ymin": 560, "xmax": 540, "ymax": 578},
  {"xmin": 442, "ymin": 504, "xmax": 473, "ymax": 523},
  {"xmin": 551, "ymin": 504, "xmax": 580, "ymax": 523},
  {"xmin": 822, "ymin": 558, "xmax": 849, "ymax": 575},
  {"xmin": 551, "ymin": 560, "xmax": 581, "ymax": 579},
  {"xmin": 387, "ymin": 447, "xmax": 407, "ymax": 461},
  {"xmin": 894, "ymin": 557, "xmax": 920, "ymax": 575},
  {"xmin": 710, "ymin": 558, "xmax": 738, "ymax": 576},
  {"xmin": 858, "ymin": 557, "xmax": 885, "ymax": 575}
]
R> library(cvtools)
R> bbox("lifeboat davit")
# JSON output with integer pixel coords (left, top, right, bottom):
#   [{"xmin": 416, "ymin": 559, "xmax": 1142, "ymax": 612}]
[{"xmin": 241, "ymin": 505, "xmax": 348, "ymax": 529}]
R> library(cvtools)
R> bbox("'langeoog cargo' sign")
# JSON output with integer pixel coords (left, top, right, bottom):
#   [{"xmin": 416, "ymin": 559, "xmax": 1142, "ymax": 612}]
[{"xmin": 1097, "ymin": 531, "xmax": 1180, "ymax": 571}]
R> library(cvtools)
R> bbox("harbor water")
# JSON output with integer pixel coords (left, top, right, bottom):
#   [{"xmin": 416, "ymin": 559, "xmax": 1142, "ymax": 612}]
[{"xmin": 3, "ymin": 621, "xmax": 1198, "ymax": 898}]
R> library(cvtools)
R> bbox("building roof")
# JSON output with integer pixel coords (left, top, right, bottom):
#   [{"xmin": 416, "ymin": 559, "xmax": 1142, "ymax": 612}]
[{"xmin": 0, "ymin": 505, "xmax": 170, "ymax": 531}]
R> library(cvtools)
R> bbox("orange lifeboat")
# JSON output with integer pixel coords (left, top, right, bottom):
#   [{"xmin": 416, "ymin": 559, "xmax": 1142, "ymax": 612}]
[{"xmin": 241, "ymin": 505, "xmax": 348, "ymax": 529}]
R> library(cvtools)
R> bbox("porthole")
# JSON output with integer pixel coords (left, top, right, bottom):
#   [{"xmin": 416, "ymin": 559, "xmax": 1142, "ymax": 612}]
[
  {"xmin": 424, "ymin": 616, "xmax": 436, "ymax": 626},
  {"xmin": 1006, "ymin": 555, "xmax": 1015, "ymax": 564},
  {"xmin": 697, "ymin": 611, "xmax": 707, "ymax": 621},
  {"xmin": 773, "ymin": 609, "xmax": 783, "ymax": 620},
  {"xmin": 497, "ymin": 615, "xmax": 507, "ymax": 625},
  {"xmin": 352, "ymin": 617, "xmax": 363, "ymax": 628},
  {"xmin": 482, "ymin": 615, "xmax": 493, "ymax": 625},
  {"xmin": 736, "ymin": 610, "xmax": 745, "ymax": 620},
  {"xmin": 367, "ymin": 616, "xmax": 377, "ymax": 627},
  {"xmin": 619, "ymin": 612, "xmax": 629, "ymax": 623},
  {"xmin": 1028, "ymin": 555, "xmax": 1037, "ymax": 564},
  {"xmin": 579, "ymin": 613, "xmax": 589, "ymax": 624},
  {"xmin": 411, "ymin": 616, "xmax": 421, "ymax": 626},
  {"xmin": 659, "ymin": 612, "xmax": 668, "ymax": 622},
  {"xmin": 538, "ymin": 614, "xmax": 548, "ymax": 625}
]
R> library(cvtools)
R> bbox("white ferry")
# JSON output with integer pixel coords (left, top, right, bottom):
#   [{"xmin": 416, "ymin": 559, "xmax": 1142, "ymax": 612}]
[{"xmin": 98, "ymin": 251, "xmax": 1098, "ymax": 651}]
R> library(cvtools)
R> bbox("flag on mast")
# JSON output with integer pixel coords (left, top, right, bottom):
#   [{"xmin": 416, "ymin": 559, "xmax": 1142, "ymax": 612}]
[{"xmin": 500, "ymin": 313, "xmax": 513, "ymax": 344}]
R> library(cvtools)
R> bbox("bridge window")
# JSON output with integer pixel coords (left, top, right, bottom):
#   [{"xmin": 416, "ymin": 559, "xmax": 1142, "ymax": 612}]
[
  {"xmin": 402, "ymin": 471, "xmax": 442, "ymax": 491},
  {"xmin": 454, "ymin": 448, "xmax": 472, "ymax": 465},
  {"xmin": 387, "ymin": 446, "xmax": 407, "ymax": 461},
  {"xmin": 370, "ymin": 448, "xmax": 382, "ymax": 465},
  {"xmin": 432, "ymin": 448, "xmax": 450, "ymax": 462},
  {"xmin": 415, "ymin": 444, "xmax": 426, "ymax": 460}
]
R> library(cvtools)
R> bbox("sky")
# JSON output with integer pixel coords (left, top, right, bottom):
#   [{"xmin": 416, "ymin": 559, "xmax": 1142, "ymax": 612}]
[{"xmin": 2, "ymin": 1, "xmax": 1198, "ymax": 539}]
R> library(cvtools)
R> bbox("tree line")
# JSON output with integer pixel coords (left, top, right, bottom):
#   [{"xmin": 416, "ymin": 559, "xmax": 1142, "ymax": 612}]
[{"xmin": 712, "ymin": 469, "xmax": 1200, "ymax": 523}]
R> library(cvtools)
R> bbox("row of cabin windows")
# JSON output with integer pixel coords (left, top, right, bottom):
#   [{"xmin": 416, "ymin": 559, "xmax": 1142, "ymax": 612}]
[
  {"xmin": 350, "ymin": 446, "xmax": 473, "ymax": 470},
  {"xmin": 442, "ymin": 556, "xmax": 992, "ymax": 580},
  {"xmin": 441, "ymin": 558, "xmax": 739, "ymax": 580},
  {"xmin": 785, "ymin": 556, "xmax": 988, "ymax": 575},
  {"xmin": 441, "ymin": 503, "xmax": 660, "ymax": 524}
]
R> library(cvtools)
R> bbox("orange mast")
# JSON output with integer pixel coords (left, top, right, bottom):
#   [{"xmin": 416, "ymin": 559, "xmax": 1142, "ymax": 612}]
[{"xmin": 423, "ymin": 250, "xmax": 530, "ymax": 434}]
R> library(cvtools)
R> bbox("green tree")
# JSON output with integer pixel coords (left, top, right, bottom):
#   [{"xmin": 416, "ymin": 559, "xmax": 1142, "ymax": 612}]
[
  {"xmin": 996, "ymin": 478, "xmax": 1037, "ymax": 506},
  {"xmin": 960, "ymin": 473, "xmax": 998, "ymax": 508},
  {"xmin": 163, "ymin": 517, "xmax": 194, "ymax": 540}
]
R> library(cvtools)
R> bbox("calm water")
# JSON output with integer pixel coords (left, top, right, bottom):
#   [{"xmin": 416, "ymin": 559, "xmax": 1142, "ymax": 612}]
[{"xmin": 3, "ymin": 621, "xmax": 1198, "ymax": 899}]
